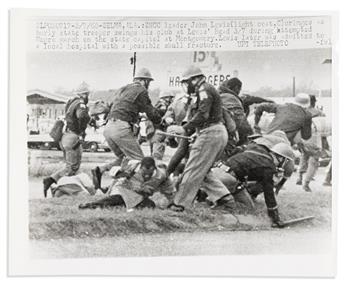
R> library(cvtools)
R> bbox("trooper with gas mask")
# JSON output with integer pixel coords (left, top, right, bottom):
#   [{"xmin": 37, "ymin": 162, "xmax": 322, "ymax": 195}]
[
  {"xmin": 43, "ymin": 82, "xmax": 91, "ymax": 197},
  {"xmin": 167, "ymin": 65, "xmax": 231, "ymax": 212},
  {"xmin": 91, "ymin": 68, "xmax": 162, "ymax": 190},
  {"xmin": 213, "ymin": 142, "xmax": 294, "ymax": 228}
]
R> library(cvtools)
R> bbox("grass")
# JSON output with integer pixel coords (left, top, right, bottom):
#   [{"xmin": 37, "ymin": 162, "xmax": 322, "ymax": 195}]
[
  {"xmin": 29, "ymin": 185, "xmax": 332, "ymax": 240},
  {"xmin": 28, "ymin": 149, "xmax": 332, "ymax": 240}
]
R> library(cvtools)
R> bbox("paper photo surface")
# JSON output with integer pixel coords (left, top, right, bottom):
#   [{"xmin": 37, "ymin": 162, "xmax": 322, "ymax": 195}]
[{"xmin": 8, "ymin": 9, "xmax": 337, "ymax": 277}]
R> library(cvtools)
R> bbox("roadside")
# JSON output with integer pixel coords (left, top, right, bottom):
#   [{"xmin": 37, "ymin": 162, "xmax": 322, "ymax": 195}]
[{"xmin": 30, "ymin": 227, "xmax": 332, "ymax": 258}]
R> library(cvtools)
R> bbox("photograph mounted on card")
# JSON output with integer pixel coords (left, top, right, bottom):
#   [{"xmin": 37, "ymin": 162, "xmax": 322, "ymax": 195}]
[{"xmin": 8, "ymin": 9, "xmax": 337, "ymax": 277}]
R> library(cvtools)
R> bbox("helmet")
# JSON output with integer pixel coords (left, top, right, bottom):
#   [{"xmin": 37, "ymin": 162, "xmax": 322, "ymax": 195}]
[
  {"xmin": 270, "ymin": 130, "xmax": 288, "ymax": 141},
  {"xmin": 159, "ymin": 91, "xmax": 175, "ymax": 99},
  {"xmin": 271, "ymin": 143, "xmax": 295, "ymax": 160},
  {"xmin": 181, "ymin": 65, "xmax": 204, "ymax": 82},
  {"xmin": 293, "ymin": 93, "xmax": 310, "ymax": 108},
  {"xmin": 134, "ymin": 68, "xmax": 154, "ymax": 81},
  {"xmin": 75, "ymin": 82, "xmax": 90, "ymax": 95}
]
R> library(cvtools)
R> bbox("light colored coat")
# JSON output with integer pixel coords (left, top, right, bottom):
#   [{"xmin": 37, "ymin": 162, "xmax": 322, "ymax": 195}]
[{"xmin": 109, "ymin": 162, "xmax": 175, "ymax": 209}]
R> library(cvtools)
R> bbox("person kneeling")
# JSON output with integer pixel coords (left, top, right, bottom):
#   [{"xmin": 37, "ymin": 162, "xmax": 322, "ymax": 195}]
[{"xmin": 213, "ymin": 142, "xmax": 294, "ymax": 228}]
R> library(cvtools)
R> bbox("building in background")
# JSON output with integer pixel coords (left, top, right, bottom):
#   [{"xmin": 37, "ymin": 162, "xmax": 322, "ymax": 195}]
[{"xmin": 27, "ymin": 89, "xmax": 69, "ymax": 133}]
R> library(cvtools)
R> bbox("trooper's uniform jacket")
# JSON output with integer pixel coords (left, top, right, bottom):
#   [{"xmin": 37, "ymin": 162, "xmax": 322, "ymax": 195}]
[
  {"xmin": 108, "ymin": 82, "xmax": 161, "ymax": 125},
  {"xmin": 223, "ymin": 143, "xmax": 278, "ymax": 210},
  {"xmin": 182, "ymin": 80, "xmax": 223, "ymax": 134},
  {"xmin": 65, "ymin": 97, "xmax": 91, "ymax": 135}
]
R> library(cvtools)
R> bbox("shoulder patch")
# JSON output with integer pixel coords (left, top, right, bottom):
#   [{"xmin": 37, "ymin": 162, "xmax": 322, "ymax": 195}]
[{"xmin": 199, "ymin": 90, "xmax": 208, "ymax": 101}]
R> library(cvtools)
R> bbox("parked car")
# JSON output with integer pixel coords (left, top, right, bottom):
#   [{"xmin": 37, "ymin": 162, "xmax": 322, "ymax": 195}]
[{"xmin": 27, "ymin": 132, "xmax": 110, "ymax": 152}]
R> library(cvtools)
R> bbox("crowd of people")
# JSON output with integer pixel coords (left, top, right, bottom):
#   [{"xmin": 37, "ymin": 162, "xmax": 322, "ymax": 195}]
[{"xmin": 42, "ymin": 66, "xmax": 332, "ymax": 228}]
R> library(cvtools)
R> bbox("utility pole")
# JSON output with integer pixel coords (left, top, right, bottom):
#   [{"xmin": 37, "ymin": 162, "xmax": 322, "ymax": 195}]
[
  {"xmin": 131, "ymin": 52, "xmax": 137, "ymax": 78},
  {"xmin": 292, "ymin": 76, "xmax": 296, "ymax": 97}
]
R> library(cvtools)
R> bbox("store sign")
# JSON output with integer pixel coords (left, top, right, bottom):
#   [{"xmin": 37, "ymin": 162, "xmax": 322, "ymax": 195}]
[{"xmin": 168, "ymin": 74, "xmax": 231, "ymax": 88}]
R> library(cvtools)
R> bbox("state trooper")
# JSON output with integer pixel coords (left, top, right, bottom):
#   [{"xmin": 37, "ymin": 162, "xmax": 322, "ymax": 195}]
[
  {"xmin": 213, "ymin": 142, "xmax": 294, "ymax": 227},
  {"xmin": 91, "ymin": 68, "xmax": 162, "ymax": 189},
  {"xmin": 43, "ymin": 83, "xmax": 91, "ymax": 197},
  {"xmin": 168, "ymin": 66, "xmax": 230, "ymax": 211}
]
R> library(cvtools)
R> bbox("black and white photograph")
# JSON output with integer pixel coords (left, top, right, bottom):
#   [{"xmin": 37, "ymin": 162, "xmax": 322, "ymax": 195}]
[{"xmin": 8, "ymin": 10, "xmax": 337, "ymax": 277}]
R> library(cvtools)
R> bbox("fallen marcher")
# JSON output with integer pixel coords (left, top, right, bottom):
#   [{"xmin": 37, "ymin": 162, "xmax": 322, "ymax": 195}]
[
  {"xmin": 79, "ymin": 157, "xmax": 175, "ymax": 210},
  {"xmin": 50, "ymin": 173, "xmax": 98, "ymax": 198}
]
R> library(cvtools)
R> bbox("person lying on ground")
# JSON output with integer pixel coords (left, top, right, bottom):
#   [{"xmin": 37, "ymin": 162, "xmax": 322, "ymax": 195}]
[
  {"xmin": 79, "ymin": 156, "xmax": 175, "ymax": 210},
  {"xmin": 49, "ymin": 173, "xmax": 100, "ymax": 198}
]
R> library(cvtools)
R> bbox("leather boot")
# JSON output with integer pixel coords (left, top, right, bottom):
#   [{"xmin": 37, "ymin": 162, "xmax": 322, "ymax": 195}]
[
  {"xmin": 267, "ymin": 208, "xmax": 284, "ymax": 228},
  {"xmin": 43, "ymin": 177, "xmax": 56, "ymax": 198}
]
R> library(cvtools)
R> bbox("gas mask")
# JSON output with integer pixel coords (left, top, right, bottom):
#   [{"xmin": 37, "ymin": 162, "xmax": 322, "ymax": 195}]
[
  {"xmin": 79, "ymin": 93, "xmax": 89, "ymax": 104},
  {"xmin": 140, "ymin": 79, "xmax": 151, "ymax": 90},
  {"xmin": 273, "ymin": 154, "xmax": 288, "ymax": 170},
  {"xmin": 182, "ymin": 76, "xmax": 205, "ymax": 95},
  {"xmin": 182, "ymin": 79, "xmax": 196, "ymax": 95}
]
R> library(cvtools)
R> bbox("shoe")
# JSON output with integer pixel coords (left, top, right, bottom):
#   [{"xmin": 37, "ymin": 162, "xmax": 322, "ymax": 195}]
[
  {"xmin": 43, "ymin": 177, "xmax": 56, "ymax": 198},
  {"xmin": 167, "ymin": 203, "xmax": 184, "ymax": 212},
  {"xmin": 99, "ymin": 187, "xmax": 109, "ymax": 194},
  {"xmin": 91, "ymin": 166, "xmax": 102, "ymax": 189},
  {"xmin": 196, "ymin": 189, "xmax": 208, "ymax": 202},
  {"xmin": 78, "ymin": 203, "xmax": 97, "ymax": 210},
  {"xmin": 303, "ymin": 183, "xmax": 312, "ymax": 192}
]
